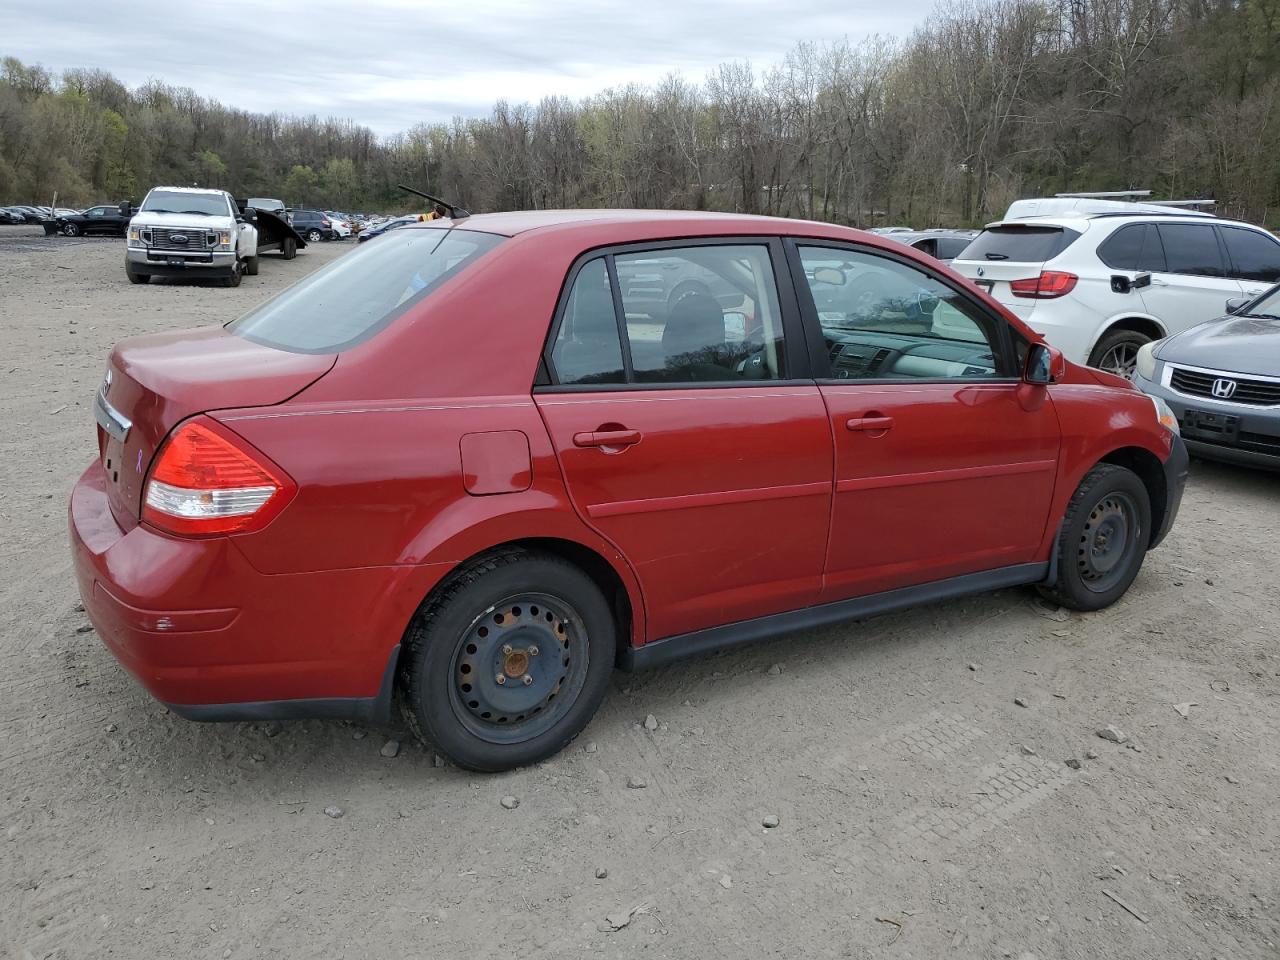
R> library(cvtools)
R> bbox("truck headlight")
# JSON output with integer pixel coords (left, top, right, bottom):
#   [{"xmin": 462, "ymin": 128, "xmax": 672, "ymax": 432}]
[
  {"xmin": 1135, "ymin": 340, "xmax": 1161, "ymax": 381},
  {"xmin": 127, "ymin": 226, "xmax": 144, "ymax": 247},
  {"xmin": 1151, "ymin": 396, "xmax": 1180, "ymax": 435}
]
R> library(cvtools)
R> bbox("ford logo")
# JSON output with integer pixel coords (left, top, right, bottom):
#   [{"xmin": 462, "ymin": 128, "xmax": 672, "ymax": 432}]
[{"xmin": 170, "ymin": 233, "xmax": 188, "ymax": 244}]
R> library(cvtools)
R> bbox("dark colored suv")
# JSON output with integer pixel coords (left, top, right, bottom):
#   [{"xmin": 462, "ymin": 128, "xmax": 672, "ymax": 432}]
[{"xmin": 290, "ymin": 209, "xmax": 333, "ymax": 242}]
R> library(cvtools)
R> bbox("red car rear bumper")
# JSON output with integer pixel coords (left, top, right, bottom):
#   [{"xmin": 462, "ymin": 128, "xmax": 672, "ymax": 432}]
[{"xmin": 69, "ymin": 461, "xmax": 431, "ymax": 722}]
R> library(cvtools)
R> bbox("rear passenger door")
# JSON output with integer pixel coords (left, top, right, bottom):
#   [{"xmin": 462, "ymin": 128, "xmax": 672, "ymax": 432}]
[
  {"xmin": 1218, "ymin": 225, "xmax": 1280, "ymax": 300},
  {"xmin": 1138, "ymin": 222, "xmax": 1243, "ymax": 335},
  {"xmin": 534, "ymin": 240, "xmax": 834, "ymax": 642}
]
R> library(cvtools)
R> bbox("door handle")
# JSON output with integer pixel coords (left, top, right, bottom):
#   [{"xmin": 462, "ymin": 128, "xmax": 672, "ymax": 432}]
[
  {"xmin": 573, "ymin": 429, "xmax": 642, "ymax": 448},
  {"xmin": 846, "ymin": 416, "xmax": 894, "ymax": 432}
]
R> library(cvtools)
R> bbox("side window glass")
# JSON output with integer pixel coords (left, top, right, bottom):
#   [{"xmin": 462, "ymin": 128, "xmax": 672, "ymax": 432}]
[
  {"xmin": 550, "ymin": 259, "xmax": 625, "ymax": 385},
  {"xmin": 1098, "ymin": 224, "xmax": 1144, "ymax": 270},
  {"xmin": 798, "ymin": 245, "xmax": 1005, "ymax": 381},
  {"xmin": 87, "ymin": 207, "xmax": 104, "ymax": 219},
  {"xmin": 1157, "ymin": 224, "xmax": 1224, "ymax": 277},
  {"xmin": 1220, "ymin": 227, "xmax": 1280, "ymax": 283},
  {"xmin": 614, "ymin": 245, "xmax": 785, "ymax": 382}
]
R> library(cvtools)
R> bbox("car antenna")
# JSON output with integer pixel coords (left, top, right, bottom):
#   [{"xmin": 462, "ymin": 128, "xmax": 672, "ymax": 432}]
[{"xmin": 397, "ymin": 184, "xmax": 469, "ymax": 220}]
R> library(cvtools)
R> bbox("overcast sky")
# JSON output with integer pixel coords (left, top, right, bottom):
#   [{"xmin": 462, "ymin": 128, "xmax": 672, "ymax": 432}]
[{"xmin": 2, "ymin": 0, "xmax": 939, "ymax": 137}]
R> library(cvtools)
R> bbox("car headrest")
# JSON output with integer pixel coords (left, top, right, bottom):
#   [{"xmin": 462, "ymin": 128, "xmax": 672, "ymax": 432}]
[{"xmin": 663, "ymin": 293, "xmax": 724, "ymax": 356}]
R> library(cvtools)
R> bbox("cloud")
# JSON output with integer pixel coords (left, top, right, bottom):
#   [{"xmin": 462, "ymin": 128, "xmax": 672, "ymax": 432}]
[{"xmin": 2, "ymin": 0, "xmax": 939, "ymax": 135}]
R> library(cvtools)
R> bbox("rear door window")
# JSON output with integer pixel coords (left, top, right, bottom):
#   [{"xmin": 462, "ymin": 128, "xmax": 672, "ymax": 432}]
[
  {"xmin": 957, "ymin": 226, "xmax": 1080, "ymax": 263},
  {"xmin": 550, "ymin": 259, "xmax": 626, "ymax": 385},
  {"xmin": 229, "ymin": 227, "xmax": 504, "ymax": 353},
  {"xmin": 1219, "ymin": 226, "xmax": 1280, "ymax": 283},
  {"xmin": 1156, "ymin": 223, "xmax": 1225, "ymax": 277}
]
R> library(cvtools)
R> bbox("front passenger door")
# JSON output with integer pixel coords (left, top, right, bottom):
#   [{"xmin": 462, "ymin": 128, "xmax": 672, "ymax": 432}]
[{"xmin": 790, "ymin": 242, "xmax": 1061, "ymax": 602}]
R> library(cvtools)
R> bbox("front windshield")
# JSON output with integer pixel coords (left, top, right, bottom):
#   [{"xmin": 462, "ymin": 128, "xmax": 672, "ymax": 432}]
[
  {"xmin": 1241, "ymin": 285, "xmax": 1280, "ymax": 319},
  {"xmin": 141, "ymin": 190, "xmax": 230, "ymax": 217},
  {"xmin": 229, "ymin": 227, "xmax": 505, "ymax": 353}
]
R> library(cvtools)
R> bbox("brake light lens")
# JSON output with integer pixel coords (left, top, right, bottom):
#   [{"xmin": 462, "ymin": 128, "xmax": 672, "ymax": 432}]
[
  {"xmin": 1009, "ymin": 271, "xmax": 1078, "ymax": 299},
  {"xmin": 142, "ymin": 417, "xmax": 295, "ymax": 536},
  {"xmin": 321, "ymin": 218, "xmax": 331, "ymax": 227}
]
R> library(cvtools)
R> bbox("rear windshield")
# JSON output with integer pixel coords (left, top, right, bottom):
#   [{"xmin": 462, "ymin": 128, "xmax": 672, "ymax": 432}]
[
  {"xmin": 229, "ymin": 227, "xmax": 505, "ymax": 353},
  {"xmin": 956, "ymin": 226, "xmax": 1081, "ymax": 264}
]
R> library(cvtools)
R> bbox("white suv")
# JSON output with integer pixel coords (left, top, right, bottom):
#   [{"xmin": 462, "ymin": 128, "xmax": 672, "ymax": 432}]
[{"xmin": 950, "ymin": 205, "xmax": 1280, "ymax": 377}]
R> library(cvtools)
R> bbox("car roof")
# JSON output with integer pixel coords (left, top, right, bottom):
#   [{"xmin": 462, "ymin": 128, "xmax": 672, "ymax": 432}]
[
  {"xmin": 149, "ymin": 185, "xmax": 227, "ymax": 195},
  {"xmin": 984, "ymin": 212, "xmax": 1272, "ymax": 233},
  {"xmin": 409, "ymin": 208, "xmax": 876, "ymax": 242}
]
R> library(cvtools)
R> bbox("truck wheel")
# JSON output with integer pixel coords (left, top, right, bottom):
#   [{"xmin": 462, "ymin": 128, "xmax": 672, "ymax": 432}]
[
  {"xmin": 125, "ymin": 264, "xmax": 150, "ymax": 284},
  {"xmin": 282, "ymin": 237, "xmax": 297, "ymax": 260},
  {"xmin": 222, "ymin": 266, "xmax": 242, "ymax": 288},
  {"xmin": 1088, "ymin": 330, "xmax": 1151, "ymax": 380},
  {"xmin": 245, "ymin": 256, "xmax": 260, "ymax": 276},
  {"xmin": 1039, "ymin": 464, "xmax": 1151, "ymax": 612},
  {"xmin": 399, "ymin": 549, "xmax": 615, "ymax": 772},
  {"xmin": 62, "ymin": 222, "xmax": 81, "ymax": 237}
]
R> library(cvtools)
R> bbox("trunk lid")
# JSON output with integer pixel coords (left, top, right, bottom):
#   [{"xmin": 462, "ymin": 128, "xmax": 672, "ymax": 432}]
[
  {"xmin": 95, "ymin": 326, "xmax": 335, "ymax": 530},
  {"xmin": 950, "ymin": 222, "xmax": 1085, "ymax": 321}
]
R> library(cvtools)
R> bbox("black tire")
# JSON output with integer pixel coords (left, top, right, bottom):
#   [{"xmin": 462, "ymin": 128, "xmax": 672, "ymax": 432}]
[
  {"xmin": 1039, "ymin": 464, "xmax": 1151, "ymax": 612},
  {"xmin": 245, "ymin": 256, "xmax": 260, "ymax": 276},
  {"xmin": 125, "ymin": 264, "xmax": 150, "ymax": 284},
  {"xmin": 399, "ymin": 549, "xmax": 615, "ymax": 772},
  {"xmin": 222, "ymin": 266, "xmax": 242, "ymax": 288},
  {"xmin": 1088, "ymin": 329, "xmax": 1152, "ymax": 381},
  {"xmin": 306, "ymin": 228, "xmax": 322, "ymax": 243},
  {"xmin": 282, "ymin": 236, "xmax": 297, "ymax": 260},
  {"xmin": 62, "ymin": 222, "xmax": 80, "ymax": 237}
]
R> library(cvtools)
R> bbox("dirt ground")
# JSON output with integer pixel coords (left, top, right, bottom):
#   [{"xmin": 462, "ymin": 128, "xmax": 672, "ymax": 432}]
[{"xmin": 1, "ymin": 224, "xmax": 1277, "ymax": 960}]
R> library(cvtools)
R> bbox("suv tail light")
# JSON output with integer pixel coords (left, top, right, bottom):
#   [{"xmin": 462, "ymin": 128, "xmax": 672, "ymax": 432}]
[
  {"xmin": 321, "ymin": 218, "xmax": 331, "ymax": 227},
  {"xmin": 142, "ymin": 417, "xmax": 295, "ymax": 536},
  {"xmin": 1009, "ymin": 271, "xmax": 1078, "ymax": 299}
]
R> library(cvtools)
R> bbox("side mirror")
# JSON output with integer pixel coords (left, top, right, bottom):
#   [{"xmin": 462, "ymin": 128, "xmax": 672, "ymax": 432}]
[
  {"xmin": 916, "ymin": 291, "xmax": 940, "ymax": 315},
  {"xmin": 1024, "ymin": 342, "xmax": 1066, "ymax": 385},
  {"xmin": 1225, "ymin": 297, "xmax": 1250, "ymax": 315},
  {"xmin": 118, "ymin": 201, "xmax": 133, "ymax": 218}
]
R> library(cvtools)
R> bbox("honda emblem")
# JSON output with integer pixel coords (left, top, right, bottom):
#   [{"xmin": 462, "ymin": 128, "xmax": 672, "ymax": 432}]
[{"xmin": 1211, "ymin": 378, "xmax": 1238, "ymax": 399}]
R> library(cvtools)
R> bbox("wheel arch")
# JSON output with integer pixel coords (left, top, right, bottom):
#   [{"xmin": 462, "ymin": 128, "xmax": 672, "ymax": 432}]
[
  {"xmin": 397, "ymin": 530, "xmax": 646, "ymax": 673},
  {"xmin": 1097, "ymin": 445, "xmax": 1168, "ymax": 547},
  {"xmin": 1090, "ymin": 314, "xmax": 1168, "ymax": 359}
]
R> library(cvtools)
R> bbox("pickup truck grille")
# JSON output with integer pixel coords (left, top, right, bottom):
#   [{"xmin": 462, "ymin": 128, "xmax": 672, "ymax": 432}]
[
  {"xmin": 147, "ymin": 227, "xmax": 217, "ymax": 251},
  {"xmin": 1170, "ymin": 366, "xmax": 1280, "ymax": 406}
]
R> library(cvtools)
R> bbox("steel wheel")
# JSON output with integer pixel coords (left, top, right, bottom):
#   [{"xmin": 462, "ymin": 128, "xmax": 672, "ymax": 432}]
[
  {"xmin": 448, "ymin": 592, "xmax": 588, "ymax": 745},
  {"xmin": 1098, "ymin": 342, "xmax": 1139, "ymax": 380},
  {"xmin": 1076, "ymin": 491, "xmax": 1141, "ymax": 594}
]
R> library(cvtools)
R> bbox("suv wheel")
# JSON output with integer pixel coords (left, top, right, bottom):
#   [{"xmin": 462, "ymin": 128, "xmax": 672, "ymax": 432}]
[
  {"xmin": 399, "ymin": 549, "xmax": 615, "ymax": 772},
  {"xmin": 1039, "ymin": 463, "xmax": 1151, "ymax": 612},
  {"xmin": 306, "ymin": 228, "xmax": 322, "ymax": 242},
  {"xmin": 1088, "ymin": 329, "xmax": 1152, "ymax": 380}
]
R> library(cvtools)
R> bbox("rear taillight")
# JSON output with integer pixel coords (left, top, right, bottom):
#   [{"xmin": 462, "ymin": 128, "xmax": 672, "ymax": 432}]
[
  {"xmin": 1009, "ymin": 271, "xmax": 1078, "ymax": 299},
  {"xmin": 142, "ymin": 417, "xmax": 295, "ymax": 536},
  {"xmin": 321, "ymin": 218, "xmax": 331, "ymax": 227}
]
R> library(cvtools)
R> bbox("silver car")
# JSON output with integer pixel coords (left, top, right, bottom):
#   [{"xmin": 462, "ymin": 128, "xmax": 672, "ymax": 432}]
[{"xmin": 1133, "ymin": 290, "xmax": 1280, "ymax": 470}]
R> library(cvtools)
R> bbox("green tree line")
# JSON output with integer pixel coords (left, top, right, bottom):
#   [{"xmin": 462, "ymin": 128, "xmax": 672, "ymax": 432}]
[{"xmin": 3, "ymin": 0, "xmax": 1280, "ymax": 225}]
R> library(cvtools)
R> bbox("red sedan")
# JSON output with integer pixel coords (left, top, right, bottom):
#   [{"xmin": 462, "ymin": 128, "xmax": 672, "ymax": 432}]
[{"xmin": 71, "ymin": 210, "xmax": 1188, "ymax": 771}]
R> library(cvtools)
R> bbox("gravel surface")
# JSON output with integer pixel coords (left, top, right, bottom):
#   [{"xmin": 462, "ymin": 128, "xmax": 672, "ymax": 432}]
[{"xmin": 2, "ymin": 225, "xmax": 1278, "ymax": 958}]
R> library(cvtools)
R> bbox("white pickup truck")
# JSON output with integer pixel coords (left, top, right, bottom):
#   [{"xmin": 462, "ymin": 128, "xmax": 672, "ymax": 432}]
[{"xmin": 124, "ymin": 186, "xmax": 262, "ymax": 287}]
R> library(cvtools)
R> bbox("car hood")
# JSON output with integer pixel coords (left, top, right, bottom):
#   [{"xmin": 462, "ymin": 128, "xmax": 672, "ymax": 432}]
[
  {"xmin": 130, "ymin": 211, "xmax": 236, "ymax": 229},
  {"xmin": 1160, "ymin": 315, "xmax": 1280, "ymax": 376}
]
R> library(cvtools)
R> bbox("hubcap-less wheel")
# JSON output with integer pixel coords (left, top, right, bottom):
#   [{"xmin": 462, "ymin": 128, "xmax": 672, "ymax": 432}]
[
  {"xmin": 449, "ymin": 593, "xmax": 587, "ymax": 744},
  {"xmin": 307, "ymin": 229, "xmax": 322, "ymax": 242},
  {"xmin": 1098, "ymin": 343, "xmax": 1139, "ymax": 380},
  {"xmin": 1077, "ymin": 492, "xmax": 1140, "ymax": 593}
]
